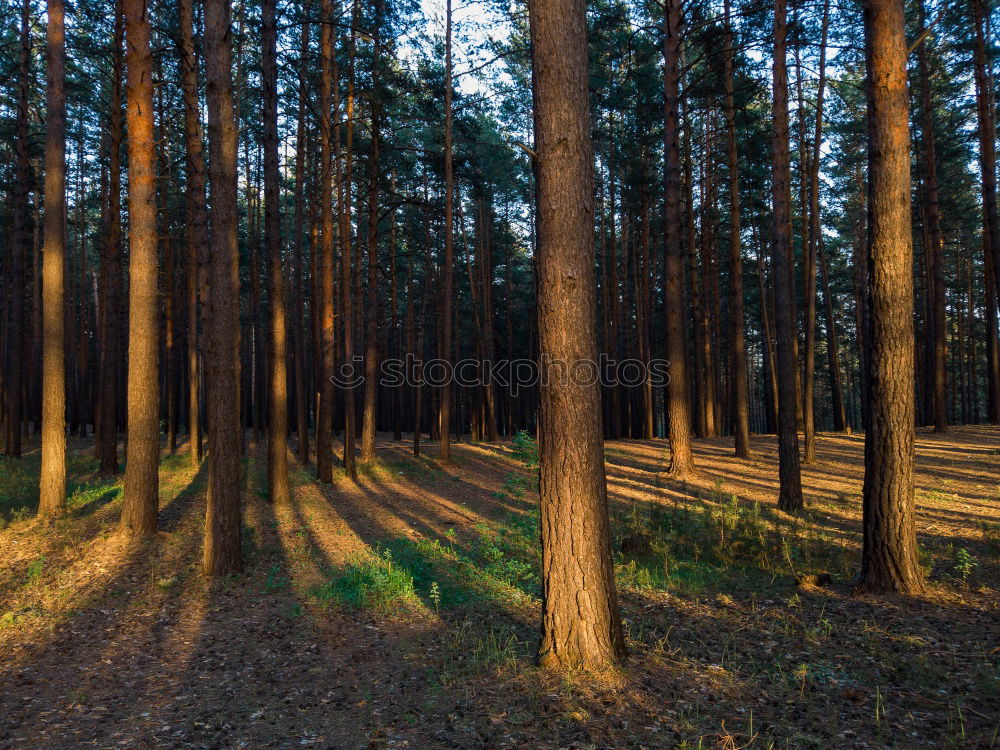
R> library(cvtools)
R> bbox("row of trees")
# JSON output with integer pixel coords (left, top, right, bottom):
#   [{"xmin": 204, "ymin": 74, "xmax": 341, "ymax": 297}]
[{"xmin": 0, "ymin": 0, "xmax": 996, "ymax": 665}]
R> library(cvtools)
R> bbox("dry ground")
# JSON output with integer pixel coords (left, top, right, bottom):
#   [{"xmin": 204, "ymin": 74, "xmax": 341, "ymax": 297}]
[{"xmin": 0, "ymin": 426, "xmax": 998, "ymax": 749}]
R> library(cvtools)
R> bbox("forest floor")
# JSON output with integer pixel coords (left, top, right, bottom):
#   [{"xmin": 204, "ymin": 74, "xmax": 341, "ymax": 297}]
[{"xmin": 0, "ymin": 426, "xmax": 998, "ymax": 749}]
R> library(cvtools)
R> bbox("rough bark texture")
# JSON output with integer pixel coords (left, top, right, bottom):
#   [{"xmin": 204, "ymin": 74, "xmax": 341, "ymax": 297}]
[
  {"xmin": 858, "ymin": 0, "xmax": 924, "ymax": 595},
  {"xmin": 119, "ymin": 0, "xmax": 160, "ymax": 537},
  {"xmin": 723, "ymin": 0, "xmax": 749, "ymax": 459},
  {"xmin": 203, "ymin": 0, "xmax": 244, "ymax": 575},
  {"xmin": 263, "ymin": 0, "xmax": 289, "ymax": 502},
  {"xmin": 770, "ymin": 0, "xmax": 803, "ymax": 513},
  {"xmin": 662, "ymin": 0, "xmax": 695, "ymax": 476},
  {"xmin": 529, "ymin": 0, "xmax": 626, "ymax": 672},
  {"xmin": 38, "ymin": 0, "xmax": 68, "ymax": 519}
]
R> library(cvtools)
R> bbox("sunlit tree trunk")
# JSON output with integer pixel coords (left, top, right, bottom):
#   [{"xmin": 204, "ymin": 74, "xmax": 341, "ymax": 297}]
[
  {"xmin": 38, "ymin": 0, "xmax": 68, "ymax": 519},
  {"xmin": 663, "ymin": 0, "xmax": 695, "ymax": 476},
  {"xmin": 529, "ymin": 0, "xmax": 626, "ymax": 671},
  {"xmin": 858, "ymin": 0, "xmax": 924, "ymax": 594},
  {"xmin": 118, "ymin": 0, "xmax": 160, "ymax": 536},
  {"xmin": 316, "ymin": 0, "xmax": 336, "ymax": 483},
  {"xmin": 263, "ymin": 0, "xmax": 289, "ymax": 502}
]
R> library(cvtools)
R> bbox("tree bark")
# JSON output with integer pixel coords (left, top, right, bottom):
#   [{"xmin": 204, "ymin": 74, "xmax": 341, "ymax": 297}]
[
  {"xmin": 38, "ymin": 0, "xmax": 68, "ymax": 519},
  {"xmin": 263, "ymin": 0, "xmax": 290, "ymax": 502},
  {"xmin": 858, "ymin": 0, "xmax": 924, "ymax": 594},
  {"xmin": 723, "ymin": 0, "xmax": 749, "ymax": 459},
  {"xmin": 119, "ymin": 0, "xmax": 160, "ymax": 536},
  {"xmin": 5, "ymin": 0, "xmax": 31, "ymax": 459},
  {"xmin": 529, "ymin": 0, "xmax": 626, "ymax": 671},
  {"xmin": 360, "ymin": 94, "xmax": 382, "ymax": 462},
  {"xmin": 663, "ymin": 0, "xmax": 695, "ymax": 476},
  {"xmin": 97, "ymin": 0, "xmax": 124, "ymax": 473},
  {"xmin": 179, "ymin": 0, "xmax": 208, "ymax": 466},
  {"xmin": 203, "ymin": 0, "xmax": 244, "ymax": 575},
  {"xmin": 770, "ymin": 0, "xmax": 803, "ymax": 513},
  {"xmin": 917, "ymin": 0, "xmax": 947, "ymax": 433},
  {"xmin": 316, "ymin": 0, "xmax": 336, "ymax": 483},
  {"xmin": 439, "ymin": 0, "xmax": 455, "ymax": 461},
  {"xmin": 973, "ymin": 0, "xmax": 1000, "ymax": 312}
]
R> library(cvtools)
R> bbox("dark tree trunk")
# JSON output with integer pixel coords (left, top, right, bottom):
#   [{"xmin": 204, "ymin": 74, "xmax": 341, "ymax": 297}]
[
  {"xmin": 918, "ymin": 0, "xmax": 947, "ymax": 433},
  {"xmin": 973, "ymin": 0, "xmax": 1000, "ymax": 312},
  {"xmin": 179, "ymin": 0, "xmax": 207, "ymax": 466},
  {"xmin": 292, "ymin": 5, "xmax": 311, "ymax": 463},
  {"xmin": 770, "ymin": 0, "xmax": 803, "ymax": 513},
  {"xmin": 530, "ymin": 0, "xmax": 626, "ymax": 672},
  {"xmin": 98, "ymin": 0, "xmax": 124, "ymax": 473},
  {"xmin": 5, "ymin": 0, "xmax": 31, "ymax": 459},
  {"xmin": 439, "ymin": 0, "xmax": 454, "ymax": 461},
  {"xmin": 858, "ymin": 0, "xmax": 924, "ymax": 594},
  {"xmin": 723, "ymin": 0, "xmax": 749, "ymax": 458},
  {"xmin": 203, "ymin": 0, "xmax": 244, "ymax": 575}
]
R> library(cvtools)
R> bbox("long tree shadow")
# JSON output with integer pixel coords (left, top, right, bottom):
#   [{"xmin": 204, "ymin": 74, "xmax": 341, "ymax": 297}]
[{"xmin": 0, "ymin": 458, "xmax": 207, "ymax": 745}]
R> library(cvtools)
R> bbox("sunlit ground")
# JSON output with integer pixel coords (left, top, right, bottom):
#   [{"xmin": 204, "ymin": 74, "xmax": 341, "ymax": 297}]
[{"xmin": 0, "ymin": 426, "xmax": 997, "ymax": 748}]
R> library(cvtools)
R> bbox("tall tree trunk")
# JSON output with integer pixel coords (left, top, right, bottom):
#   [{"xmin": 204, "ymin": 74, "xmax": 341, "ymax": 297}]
[
  {"xmin": 985, "ymin": 222, "xmax": 1000, "ymax": 422},
  {"xmin": 818, "ymin": 237, "xmax": 848, "ymax": 432},
  {"xmin": 723, "ymin": 0, "xmax": 749, "ymax": 458},
  {"xmin": 529, "ymin": 0, "xmax": 626, "ymax": 671},
  {"xmin": 770, "ymin": 0, "xmax": 804, "ymax": 513},
  {"xmin": 6, "ymin": 0, "xmax": 31, "ymax": 459},
  {"xmin": 98, "ymin": 0, "xmax": 124, "ymax": 473},
  {"xmin": 858, "ymin": 0, "xmax": 924, "ymax": 594},
  {"xmin": 439, "ymin": 0, "xmax": 454, "ymax": 461},
  {"xmin": 360, "ymin": 100, "xmax": 382, "ymax": 462},
  {"xmin": 179, "ymin": 0, "xmax": 208, "ymax": 466},
  {"xmin": 263, "ymin": 0, "xmax": 289, "ymax": 502},
  {"xmin": 203, "ymin": 0, "xmax": 244, "ymax": 575},
  {"xmin": 339, "ymin": 1, "xmax": 357, "ymax": 478},
  {"xmin": 918, "ymin": 1, "xmax": 947, "ymax": 433},
  {"xmin": 972, "ymin": 0, "xmax": 1000, "ymax": 400},
  {"xmin": 663, "ymin": 0, "xmax": 695, "ymax": 476},
  {"xmin": 316, "ymin": 0, "xmax": 336, "ymax": 482},
  {"xmin": 801, "ymin": 0, "xmax": 830, "ymax": 462},
  {"xmin": 292, "ymin": 2, "xmax": 311, "ymax": 462},
  {"xmin": 119, "ymin": 0, "xmax": 160, "ymax": 536},
  {"xmin": 38, "ymin": 0, "xmax": 68, "ymax": 518}
]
